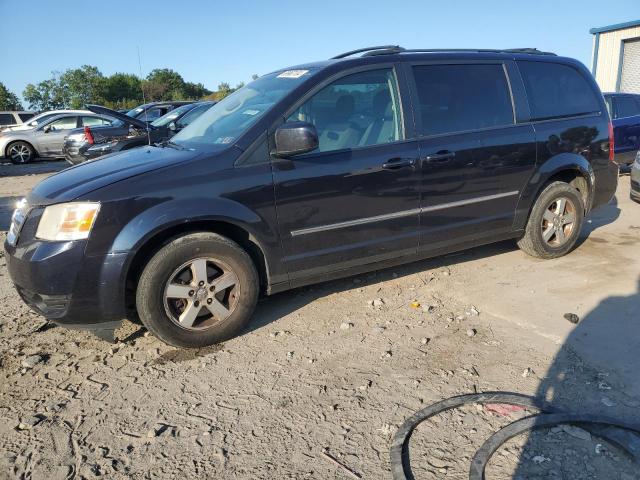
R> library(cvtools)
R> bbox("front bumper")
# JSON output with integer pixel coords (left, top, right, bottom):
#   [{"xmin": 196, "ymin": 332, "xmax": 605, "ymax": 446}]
[{"xmin": 4, "ymin": 208, "xmax": 129, "ymax": 328}]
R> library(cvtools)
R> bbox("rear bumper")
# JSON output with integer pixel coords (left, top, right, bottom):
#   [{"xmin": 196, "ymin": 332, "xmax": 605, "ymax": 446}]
[{"xmin": 591, "ymin": 161, "xmax": 619, "ymax": 211}]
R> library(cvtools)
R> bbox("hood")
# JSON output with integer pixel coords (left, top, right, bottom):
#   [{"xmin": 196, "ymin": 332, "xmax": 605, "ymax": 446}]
[
  {"xmin": 86, "ymin": 104, "xmax": 153, "ymax": 130},
  {"xmin": 28, "ymin": 145, "xmax": 199, "ymax": 205}
]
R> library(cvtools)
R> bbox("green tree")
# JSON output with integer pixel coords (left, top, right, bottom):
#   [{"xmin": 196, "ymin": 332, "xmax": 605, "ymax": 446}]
[
  {"xmin": 251, "ymin": 74, "xmax": 259, "ymax": 81},
  {"xmin": 102, "ymin": 73, "xmax": 143, "ymax": 108},
  {"xmin": 23, "ymin": 74, "xmax": 67, "ymax": 110},
  {"xmin": 0, "ymin": 82, "xmax": 23, "ymax": 110},
  {"xmin": 215, "ymin": 82, "xmax": 233, "ymax": 100},
  {"xmin": 60, "ymin": 65, "xmax": 105, "ymax": 109}
]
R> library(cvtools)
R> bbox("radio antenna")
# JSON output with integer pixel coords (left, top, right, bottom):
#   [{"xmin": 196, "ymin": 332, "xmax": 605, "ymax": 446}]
[{"xmin": 137, "ymin": 46, "xmax": 151, "ymax": 146}]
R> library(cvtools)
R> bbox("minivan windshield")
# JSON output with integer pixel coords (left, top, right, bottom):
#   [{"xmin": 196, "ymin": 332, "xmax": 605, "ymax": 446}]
[{"xmin": 171, "ymin": 69, "xmax": 317, "ymax": 149}]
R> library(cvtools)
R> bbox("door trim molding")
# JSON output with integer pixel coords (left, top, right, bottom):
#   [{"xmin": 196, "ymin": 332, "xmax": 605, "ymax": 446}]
[{"xmin": 290, "ymin": 190, "xmax": 519, "ymax": 236}]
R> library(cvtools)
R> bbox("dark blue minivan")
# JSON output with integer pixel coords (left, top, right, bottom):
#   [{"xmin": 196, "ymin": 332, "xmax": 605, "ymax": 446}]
[
  {"xmin": 604, "ymin": 92, "xmax": 640, "ymax": 166},
  {"xmin": 5, "ymin": 46, "xmax": 619, "ymax": 347}
]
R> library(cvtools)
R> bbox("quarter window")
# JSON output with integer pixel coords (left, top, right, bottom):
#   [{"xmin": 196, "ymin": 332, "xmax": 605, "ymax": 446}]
[
  {"xmin": 412, "ymin": 64, "xmax": 514, "ymax": 136},
  {"xmin": 517, "ymin": 61, "xmax": 600, "ymax": 121},
  {"xmin": 18, "ymin": 113, "xmax": 35, "ymax": 122},
  {"xmin": 0, "ymin": 113, "xmax": 15, "ymax": 125},
  {"xmin": 287, "ymin": 69, "xmax": 403, "ymax": 152},
  {"xmin": 82, "ymin": 116, "xmax": 111, "ymax": 126}
]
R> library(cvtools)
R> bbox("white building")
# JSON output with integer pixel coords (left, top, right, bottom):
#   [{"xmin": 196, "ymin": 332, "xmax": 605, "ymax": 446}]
[{"xmin": 590, "ymin": 20, "xmax": 640, "ymax": 93}]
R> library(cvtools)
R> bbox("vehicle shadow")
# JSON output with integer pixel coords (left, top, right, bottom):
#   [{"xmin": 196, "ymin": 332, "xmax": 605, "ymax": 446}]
[
  {"xmin": 0, "ymin": 159, "xmax": 66, "ymax": 178},
  {"xmin": 512, "ymin": 277, "xmax": 640, "ymax": 477}
]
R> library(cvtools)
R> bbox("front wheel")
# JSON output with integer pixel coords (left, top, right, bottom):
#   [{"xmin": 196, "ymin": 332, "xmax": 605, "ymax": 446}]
[
  {"xmin": 136, "ymin": 232, "xmax": 259, "ymax": 348},
  {"xmin": 7, "ymin": 141, "xmax": 35, "ymax": 164},
  {"xmin": 517, "ymin": 181, "xmax": 585, "ymax": 259}
]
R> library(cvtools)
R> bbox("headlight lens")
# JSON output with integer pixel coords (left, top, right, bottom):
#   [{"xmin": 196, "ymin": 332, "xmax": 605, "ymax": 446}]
[
  {"xmin": 87, "ymin": 142, "xmax": 116, "ymax": 153},
  {"xmin": 36, "ymin": 202, "xmax": 100, "ymax": 241},
  {"xmin": 66, "ymin": 133, "xmax": 86, "ymax": 143}
]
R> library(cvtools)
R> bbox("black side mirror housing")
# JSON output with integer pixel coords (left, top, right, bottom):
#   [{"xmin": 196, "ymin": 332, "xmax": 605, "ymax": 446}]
[
  {"xmin": 43, "ymin": 125, "xmax": 52, "ymax": 133},
  {"xmin": 274, "ymin": 122, "xmax": 319, "ymax": 158},
  {"xmin": 168, "ymin": 121, "xmax": 177, "ymax": 131}
]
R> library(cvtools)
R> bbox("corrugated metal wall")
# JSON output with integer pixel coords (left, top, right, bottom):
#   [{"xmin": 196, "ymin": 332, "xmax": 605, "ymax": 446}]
[
  {"xmin": 594, "ymin": 25, "xmax": 640, "ymax": 92},
  {"xmin": 620, "ymin": 38, "xmax": 640, "ymax": 93}
]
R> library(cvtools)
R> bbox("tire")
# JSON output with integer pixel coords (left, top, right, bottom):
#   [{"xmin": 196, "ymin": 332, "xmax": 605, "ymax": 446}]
[
  {"xmin": 136, "ymin": 232, "xmax": 259, "ymax": 348},
  {"xmin": 7, "ymin": 141, "xmax": 35, "ymax": 164},
  {"xmin": 517, "ymin": 181, "xmax": 585, "ymax": 259}
]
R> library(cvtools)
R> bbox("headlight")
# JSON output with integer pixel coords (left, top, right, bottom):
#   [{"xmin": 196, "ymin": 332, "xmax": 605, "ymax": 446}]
[
  {"xmin": 66, "ymin": 133, "xmax": 86, "ymax": 143},
  {"xmin": 36, "ymin": 202, "xmax": 100, "ymax": 241},
  {"xmin": 87, "ymin": 142, "xmax": 116, "ymax": 153}
]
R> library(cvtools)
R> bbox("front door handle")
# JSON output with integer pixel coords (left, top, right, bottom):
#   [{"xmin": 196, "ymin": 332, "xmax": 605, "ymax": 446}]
[
  {"xmin": 382, "ymin": 157, "xmax": 416, "ymax": 170},
  {"xmin": 423, "ymin": 151, "xmax": 456, "ymax": 163}
]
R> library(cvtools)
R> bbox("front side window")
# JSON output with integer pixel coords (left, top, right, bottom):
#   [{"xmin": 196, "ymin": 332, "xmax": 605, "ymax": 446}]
[
  {"xmin": 614, "ymin": 96, "xmax": 640, "ymax": 118},
  {"xmin": 151, "ymin": 103, "xmax": 195, "ymax": 127},
  {"xmin": 517, "ymin": 61, "xmax": 601, "ymax": 121},
  {"xmin": 46, "ymin": 116, "xmax": 78, "ymax": 131},
  {"xmin": 412, "ymin": 64, "xmax": 514, "ymax": 137},
  {"xmin": 172, "ymin": 68, "xmax": 317, "ymax": 149},
  {"xmin": 287, "ymin": 69, "xmax": 402, "ymax": 152},
  {"xmin": 138, "ymin": 108, "xmax": 162, "ymax": 121}
]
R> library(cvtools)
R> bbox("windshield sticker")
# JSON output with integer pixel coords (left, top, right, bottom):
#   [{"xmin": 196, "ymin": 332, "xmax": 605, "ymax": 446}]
[
  {"xmin": 215, "ymin": 137, "xmax": 235, "ymax": 144},
  {"xmin": 277, "ymin": 70, "xmax": 309, "ymax": 79},
  {"xmin": 242, "ymin": 109, "xmax": 260, "ymax": 116}
]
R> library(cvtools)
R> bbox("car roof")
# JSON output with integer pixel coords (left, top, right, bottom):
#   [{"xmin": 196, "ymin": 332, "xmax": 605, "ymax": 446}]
[{"xmin": 273, "ymin": 46, "xmax": 579, "ymax": 76}]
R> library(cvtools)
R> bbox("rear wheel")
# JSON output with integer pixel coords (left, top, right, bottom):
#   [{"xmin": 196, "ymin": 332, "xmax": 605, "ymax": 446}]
[
  {"xmin": 517, "ymin": 181, "xmax": 584, "ymax": 259},
  {"xmin": 7, "ymin": 141, "xmax": 35, "ymax": 164},
  {"xmin": 136, "ymin": 232, "xmax": 259, "ymax": 347}
]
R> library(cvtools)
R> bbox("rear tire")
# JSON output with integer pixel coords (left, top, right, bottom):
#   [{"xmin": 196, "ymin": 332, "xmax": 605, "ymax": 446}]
[
  {"xmin": 7, "ymin": 141, "xmax": 35, "ymax": 164},
  {"xmin": 517, "ymin": 181, "xmax": 584, "ymax": 259},
  {"xmin": 136, "ymin": 232, "xmax": 259, "ymax": 348}
]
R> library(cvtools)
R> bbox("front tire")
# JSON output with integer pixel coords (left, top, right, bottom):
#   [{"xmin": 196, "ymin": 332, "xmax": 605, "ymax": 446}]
[
  {"xmin": 136, "ymin": 232, "xmax": 259, "ymax": 348},
  {"xmin": 517, "ymin": 181, "xmax": 585, "ymax": 259},
  {"xmin": 7, "ymin": 141, "xmax": 35, "ymax": 164}
]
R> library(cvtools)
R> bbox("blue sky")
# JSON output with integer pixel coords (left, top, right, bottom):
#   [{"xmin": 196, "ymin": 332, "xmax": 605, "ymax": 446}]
[{"xmin": 0, "ymin": 0, "xmax": 637, "ymax": 102}]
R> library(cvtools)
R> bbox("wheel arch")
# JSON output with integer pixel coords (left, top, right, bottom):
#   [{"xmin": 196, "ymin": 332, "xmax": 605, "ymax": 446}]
[
  {"xmin": 122, "ymin": 219, "xmax": 271, "ymax": 318},
  {"xmin": 514, "ymin": 153, "xmax": 595, "ymax": 231}
]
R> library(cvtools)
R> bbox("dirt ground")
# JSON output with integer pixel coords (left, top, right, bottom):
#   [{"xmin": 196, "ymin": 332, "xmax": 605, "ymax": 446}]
[{"xmin": 1, "ymin": 160, "xmax": 639, "ymax": 479}]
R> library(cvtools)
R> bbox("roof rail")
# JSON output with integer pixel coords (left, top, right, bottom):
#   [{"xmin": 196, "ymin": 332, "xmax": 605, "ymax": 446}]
[
  {"xmin": 331, "ymin": 45, "xmax": 404, "ymax": 59},
  {"xmin": 332, "ymin": 46, "xmax": 556, "ymax": 59}
]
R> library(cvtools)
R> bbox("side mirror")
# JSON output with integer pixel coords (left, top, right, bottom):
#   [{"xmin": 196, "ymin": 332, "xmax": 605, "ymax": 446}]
[
  {"xmin": 168, "ymin": 121, "xmax": 177, "ymax": 131},
  {"xmin": 274, "ymin": 122, "xmax": 319, "ymax": 158},
  {"xmin": 43, "ymin": 125, "xmax": 52, "ymax": 133}
]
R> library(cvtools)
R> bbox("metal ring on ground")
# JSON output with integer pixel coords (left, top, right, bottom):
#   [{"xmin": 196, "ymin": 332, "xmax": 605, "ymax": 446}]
[
  {"xmin": 390, "ymin": 392, "xmax": 640, "ymax": 480},
  {"xmin": 469, "ymin": 413, "xmax": 640, "ymax": 480}
]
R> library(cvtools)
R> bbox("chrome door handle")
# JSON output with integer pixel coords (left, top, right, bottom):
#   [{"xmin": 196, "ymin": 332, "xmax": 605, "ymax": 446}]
[{"xmin": 382, "ymin": 158, "xmax": 416, "ymax": 169}]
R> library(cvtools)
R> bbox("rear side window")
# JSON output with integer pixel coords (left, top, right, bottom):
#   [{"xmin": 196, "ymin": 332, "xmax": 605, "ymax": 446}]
[
  {"xmin": 412, "ymin": 64, "xmax": 514, "ymax": 136},
  {"xmin": 614, "ymin": 96, "xmax": 640, "ymax": 118},
  {"xmin": 0, "ymin": 113, "xmax": 15, "ymax": 125},
  {"xmin": 517, "ymin": 61, "xmax": 601, "ymax": 121},
  {"xmin": 18, "ymin": 113, "xmax": 34, "ymax": 122},
  {"xmin": 82, "ymin": 116, "xmax": 111, "ymax": 126}
]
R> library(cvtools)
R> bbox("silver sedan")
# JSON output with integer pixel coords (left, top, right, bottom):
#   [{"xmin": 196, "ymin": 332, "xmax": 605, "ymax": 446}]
[{"xmin": 0, "ymin": 112, "xmax": 115, "ymax": 164}]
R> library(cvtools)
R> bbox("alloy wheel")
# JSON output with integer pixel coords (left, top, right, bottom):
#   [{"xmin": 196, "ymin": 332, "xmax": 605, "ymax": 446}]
[
  {"xmin": 162, "ymin": 257, "xmax": 240, "ymax": 330},
  {"xmin": 540, "ymin": 196, "xmax": 577, "ymax": 247},
  {"xmin": 8, "ymin": 144, "xmax": 32, "ymax": 163}
]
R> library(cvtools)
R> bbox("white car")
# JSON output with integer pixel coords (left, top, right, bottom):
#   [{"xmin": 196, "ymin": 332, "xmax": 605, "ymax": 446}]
[
  {"xmin": 0, "ymin": 111, "xmax": 36, "ymax": 128},
  {"xmin": 0, "ymin": 109, "xmax": 92, "ymax": 133}
]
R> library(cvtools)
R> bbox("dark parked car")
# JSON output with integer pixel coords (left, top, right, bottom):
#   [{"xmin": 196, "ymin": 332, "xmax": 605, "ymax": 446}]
[
  {"xmin": 603, "ymin": 92, "xmax": 640, "ymax": 166},
  {"xmin": 5, "ymin": 46, "xmax": 618, "ymax": 347},
  {"xmin": 126, "ymin": 101, "xmax": 194, "ymax": 122},
  {"xmin": 63, "ymin": 102, "xmax": 216, "ymax": 164}
]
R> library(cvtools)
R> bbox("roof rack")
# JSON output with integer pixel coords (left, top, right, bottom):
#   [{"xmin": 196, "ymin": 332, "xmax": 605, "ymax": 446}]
[{"xmin": 332, "ymin": 46, "xmax": 556, "ymax": 59}]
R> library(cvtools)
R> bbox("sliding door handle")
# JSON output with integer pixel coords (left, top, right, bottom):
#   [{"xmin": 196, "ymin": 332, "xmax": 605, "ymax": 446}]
[
  {"xmin": 382, "ymin": 157, "xmax": 416, "ymax": 170},
  {"xmin": 423, "ymin": 151, "xmax": 456, "ymax": 163}
]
